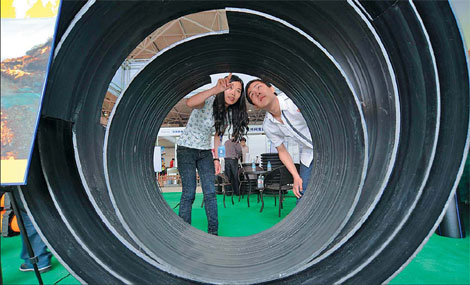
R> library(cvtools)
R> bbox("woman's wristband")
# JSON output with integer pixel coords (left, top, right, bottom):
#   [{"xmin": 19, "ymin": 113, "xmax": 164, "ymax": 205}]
[{"xmin": 213, "ymin": 158, "xmax": 220, "ymax": 161}]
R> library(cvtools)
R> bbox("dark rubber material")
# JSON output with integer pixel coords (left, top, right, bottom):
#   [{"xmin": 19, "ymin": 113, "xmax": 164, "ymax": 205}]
[{"xmin": 20, "ymin": 1, "xmax": 469, "ymax": 284}]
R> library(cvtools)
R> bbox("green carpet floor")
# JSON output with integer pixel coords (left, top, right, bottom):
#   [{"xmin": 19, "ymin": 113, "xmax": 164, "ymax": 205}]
[
  {"xmin": 164, "ymin": 192, "xmax": 297, "ymax": 237},
  {"xmin": 1, "ymin": 192, "xmax": 469, "ymax": 284}
]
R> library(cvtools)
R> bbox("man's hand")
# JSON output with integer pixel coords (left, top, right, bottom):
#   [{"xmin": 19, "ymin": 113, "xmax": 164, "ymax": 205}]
[
  {"xmin": 277, "ymin": 144, "xmax": 303, "ymax": 198},
  {"xmin": 214, "ymin": 160, "xmax": 221, "ymax": 175},
  {"xmin": 214, "ymin": 73, "xmax": 232, "ymax": 94},
  {"xmin": 292, "ymin": 175, "xmax": 303, "ymax": 198}
]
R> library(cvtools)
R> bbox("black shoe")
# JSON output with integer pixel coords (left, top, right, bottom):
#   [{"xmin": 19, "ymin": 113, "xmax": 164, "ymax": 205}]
[{"xmin": 19, "ymin": 263, "xmax": 51, "ymax": 273}]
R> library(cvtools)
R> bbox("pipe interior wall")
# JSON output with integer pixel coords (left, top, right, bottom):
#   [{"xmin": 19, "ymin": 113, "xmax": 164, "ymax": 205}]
[{"xmin": 105, "ymin": 11, "xmax": 367, "ymax": 282}]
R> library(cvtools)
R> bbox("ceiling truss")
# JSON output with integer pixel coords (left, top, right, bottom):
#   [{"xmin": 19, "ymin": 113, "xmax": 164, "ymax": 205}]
[{"xmin": 101, "ymin": 10, "xmax": 265, "ymax": 129}]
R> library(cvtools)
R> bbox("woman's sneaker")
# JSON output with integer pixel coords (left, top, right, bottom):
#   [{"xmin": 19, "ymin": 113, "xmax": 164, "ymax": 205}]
[{"xmin": 19, "ymin": 263, "xmax": 51, "ymax": 273}]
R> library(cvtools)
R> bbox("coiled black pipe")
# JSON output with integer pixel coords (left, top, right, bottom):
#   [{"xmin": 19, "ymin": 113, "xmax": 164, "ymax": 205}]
[{"xmin": 19, "ymin": 1, "xmax": 469, "ymax": 284}]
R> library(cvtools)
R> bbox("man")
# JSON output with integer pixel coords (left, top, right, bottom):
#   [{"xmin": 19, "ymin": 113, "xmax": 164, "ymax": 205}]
[
  {"xmin": 161, "ymin": 158, "xmax": 166, "ymax": 175},
  {"xmin": 240, "ymin": 137, "xmax": 249, "ymax": 163},
  {"xmin": 19, "ymin": 210, "xmax": 52, "ymax": 273},
  {"xmin": 245, "ymin": 79, "xmax": 313, "ymax": 201},
  {"xmin": 224, "ymin": 136, "xmax": 242, "ymax": 195},
  {"xmin": 0, "ymin": 190, "xmax": 52, "ymax": 273}
]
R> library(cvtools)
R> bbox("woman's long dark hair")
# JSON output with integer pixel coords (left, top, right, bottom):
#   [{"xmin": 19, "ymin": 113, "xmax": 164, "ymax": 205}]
[{"xmin": 213, "ymin": 74, "xmax": 249, "ymax": 142}]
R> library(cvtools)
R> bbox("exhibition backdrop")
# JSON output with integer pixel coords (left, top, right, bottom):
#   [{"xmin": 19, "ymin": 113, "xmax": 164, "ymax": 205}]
[{"xmin": 1, "ymin": 0, "xmax": 60, "ymax": 184}]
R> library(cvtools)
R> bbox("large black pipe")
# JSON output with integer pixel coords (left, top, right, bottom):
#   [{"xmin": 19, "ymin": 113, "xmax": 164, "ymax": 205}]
[
  {"xmin": 22, "ymin": 0, "xmax": 468, "ymax": 284},
  {"xmin": 105, "ymin": 10, "xmax": 367, "ymax": 283}
]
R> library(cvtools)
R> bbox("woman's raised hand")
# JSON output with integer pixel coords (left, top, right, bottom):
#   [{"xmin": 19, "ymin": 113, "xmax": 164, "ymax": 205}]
[{"xmin": 214, "ymin": 73, "xmax": 233, "ymax": 94}]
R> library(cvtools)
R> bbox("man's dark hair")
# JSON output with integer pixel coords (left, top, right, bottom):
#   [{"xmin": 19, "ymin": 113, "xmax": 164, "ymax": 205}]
[
  {"xmin": 240, "ymin": 137, "xmax": 246, "ymax": 142},
  {"xmin": 245, "ymin": 79, "xmax": 272, "ymax": 105}
]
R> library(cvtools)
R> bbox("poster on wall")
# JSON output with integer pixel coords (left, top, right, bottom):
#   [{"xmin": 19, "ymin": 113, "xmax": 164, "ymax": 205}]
[{"xmin": 1, "ymin": 0, "xmax": 60, "ymax": 185}]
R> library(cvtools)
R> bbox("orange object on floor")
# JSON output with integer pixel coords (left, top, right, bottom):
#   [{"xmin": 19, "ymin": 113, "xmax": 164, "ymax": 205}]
[{"xmin": 1, "ymin": 193, "xmax": 20, "ymax": 236}]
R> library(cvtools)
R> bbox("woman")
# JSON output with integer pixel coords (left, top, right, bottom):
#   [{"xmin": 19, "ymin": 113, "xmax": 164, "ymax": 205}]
[{"xmin": 177, "ymin": 73, "xmax": 249, "ymax": 235}]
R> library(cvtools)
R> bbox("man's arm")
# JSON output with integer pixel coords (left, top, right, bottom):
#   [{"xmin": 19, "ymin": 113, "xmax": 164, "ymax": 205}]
[
  {"xmin": 276, "ymin": 144, "xmax": 302, "ymax": 198},
  {"xmin": 213, "ymin": 133, "xmax": 222, "ymax": 174}
]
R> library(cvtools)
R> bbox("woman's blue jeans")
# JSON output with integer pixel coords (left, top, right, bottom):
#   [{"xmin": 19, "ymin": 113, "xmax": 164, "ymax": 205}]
[
  {"xmin": 177, "ymin": 146, "xmax": 218, "ymax": 235},
  {"xmin": 298, "ymin": 160, "xmax": 313, "ymax": 203}
]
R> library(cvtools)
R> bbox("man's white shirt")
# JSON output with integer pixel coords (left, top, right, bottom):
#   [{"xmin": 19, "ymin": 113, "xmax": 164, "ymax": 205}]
[{"xmin": 263, "ymin": 92, "xmax": 313, "ymax": 166}]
